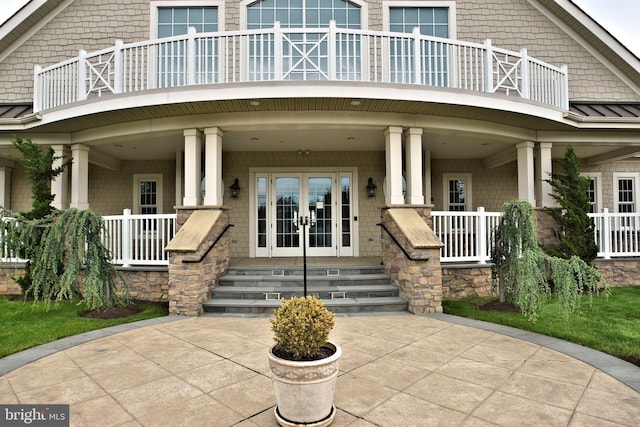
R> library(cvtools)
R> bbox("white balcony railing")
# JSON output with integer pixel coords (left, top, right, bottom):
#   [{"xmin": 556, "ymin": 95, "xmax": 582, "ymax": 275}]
[
  {"xmin": 102, "ymin": 210, "xmax": 177, "ymax": 266},
  {"xmin": 34, "ymin": 22, "xmax": 569, "ymax": 112}
]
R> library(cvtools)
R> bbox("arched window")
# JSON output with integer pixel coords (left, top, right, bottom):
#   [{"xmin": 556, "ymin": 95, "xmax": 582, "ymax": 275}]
[{"xmin": 247, "ymin": 0, "xmax": 361, "ymax": 29}]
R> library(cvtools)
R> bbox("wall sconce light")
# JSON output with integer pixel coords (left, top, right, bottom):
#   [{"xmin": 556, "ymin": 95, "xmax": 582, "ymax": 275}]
[
  {"xmin": 366, "ymin": 177, "xmax": 377, "ymax": 198},
  {"xmin": 229, "ymin": 178, "xmax": 240, "ymax": 198}
]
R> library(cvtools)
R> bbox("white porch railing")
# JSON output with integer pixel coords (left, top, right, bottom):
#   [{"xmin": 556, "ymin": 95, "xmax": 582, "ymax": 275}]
[
  {"xmin": 432, "ymin": 208, "xmax": 503, "ymax": 263},
  {"xmin": 588, "ymin": 209, "xmax": 640, "ymax": 259},
  {"xmin": 102, "ymin": 210, "xmax": 177, "ymax": 266},
  {"xmin": 34, "ymin": 22, "xmax": 569, "ymax": 112}
]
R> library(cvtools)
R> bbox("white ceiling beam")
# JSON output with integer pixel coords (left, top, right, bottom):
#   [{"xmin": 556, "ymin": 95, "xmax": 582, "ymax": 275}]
[
  {"xmin": 587, "ymin": 146, "xmax": 640, "ymax": 165},
  {"xmin": 89, "ymin": 149, "xmax": 120, "ymax": 171},
  {"xmin": 484, "ymin": 147, "xmax": 517, "ymax": 169}
]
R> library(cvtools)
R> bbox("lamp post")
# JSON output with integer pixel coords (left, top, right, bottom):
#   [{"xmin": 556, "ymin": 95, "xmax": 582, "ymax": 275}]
[{"xmin": 293, "ymin": 211, "xmax": 316, "ymax": 297}]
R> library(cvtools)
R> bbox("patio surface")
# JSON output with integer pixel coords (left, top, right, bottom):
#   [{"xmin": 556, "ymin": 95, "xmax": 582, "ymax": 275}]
[{"xmin": 1, "ymin": 313, "xmax": 639, "ymax": 426}]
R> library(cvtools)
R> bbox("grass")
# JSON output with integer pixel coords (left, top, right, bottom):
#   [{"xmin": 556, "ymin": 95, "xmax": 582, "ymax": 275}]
[
  {"xmin": 0, "ymin": 296, "xmax": 168, "ymax": 359},
  {"xmin": 443, "ymin": 286, "xmax": 640, "ymax": 364}
]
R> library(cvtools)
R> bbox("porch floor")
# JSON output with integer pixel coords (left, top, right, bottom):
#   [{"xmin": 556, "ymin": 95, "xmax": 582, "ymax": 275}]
[{"xmin": 230, "ymin": 257, "xmax": 383, "ymax": 268}]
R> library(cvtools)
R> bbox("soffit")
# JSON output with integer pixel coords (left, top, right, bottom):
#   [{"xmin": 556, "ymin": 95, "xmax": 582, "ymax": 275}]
[
  {"xmin": 0, "ymin": 0, "xmax": 66, "ymax": 53},
  {"xmin": 21, "ymin": 97, "xmax": 579, "ymax": 134}
]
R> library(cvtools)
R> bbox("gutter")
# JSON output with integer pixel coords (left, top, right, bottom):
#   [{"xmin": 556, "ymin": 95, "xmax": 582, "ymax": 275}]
[{"xmin": 564, "ymin": 111, "xmax": 640, "ymax": 124}]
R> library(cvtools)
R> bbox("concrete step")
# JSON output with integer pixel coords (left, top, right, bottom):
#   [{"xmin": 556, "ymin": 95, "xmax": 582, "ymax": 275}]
[
  {"xmin": 202, "ymin": 296, "xmax": 408, "ymax": 314},
  {"xmin": 218, "ymin": 273, "xmax": 392, "ymax": 288},
  {"xmin": 211, "ymin": 284, "xmax": 399, "ymax": 300},
  {"xmin": 225, "ymin": 265, "xmax": 384, "ymax": 277}
]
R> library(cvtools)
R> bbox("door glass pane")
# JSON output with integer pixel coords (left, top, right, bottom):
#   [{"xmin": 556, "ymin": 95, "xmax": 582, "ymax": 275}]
[
  {"xmin": 341, "ymin": 176, "xmax": 351, "ymax": 247},
  {"xmin": 276, "ymin": 177, "xmax": 300, "ymax": 248},
  {"xmin": 308, "ymin": 177, "xmax": 332, "ymax": 248},
  {"xmin": 257, "ymin": 177, "xmax": 267, "ymax": 247}
]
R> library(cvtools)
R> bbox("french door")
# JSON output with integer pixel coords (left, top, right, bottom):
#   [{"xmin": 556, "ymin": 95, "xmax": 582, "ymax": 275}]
[{"xmin": 253, "ymin": 170, "xmax": 355, "ymax": 257}]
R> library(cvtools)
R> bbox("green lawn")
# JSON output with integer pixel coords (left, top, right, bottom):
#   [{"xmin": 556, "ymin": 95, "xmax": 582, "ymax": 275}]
[
  {"xmin": 0, "ymin": 297, "xmax": 168, "ymax": 358},
  {"xmin": 443, "ymin": 286, "xmax": 640, "ymax": 364}
]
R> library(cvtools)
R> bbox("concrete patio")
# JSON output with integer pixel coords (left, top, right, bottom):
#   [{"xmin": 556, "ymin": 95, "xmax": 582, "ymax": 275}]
[{"xmin": 1, "ymin": 313, "xmax": 639, "ymax": 426}]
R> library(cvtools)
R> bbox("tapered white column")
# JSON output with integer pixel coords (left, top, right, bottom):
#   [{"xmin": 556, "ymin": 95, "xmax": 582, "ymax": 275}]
[
  {"xmin": 0, "ymin": 166, "xmax": 12, "ymax": 209},
  {"xmin": 385, "ymin": 126, "xmax": 404, "ymax": 205},
  {"xmin": 70, "ymin": 144, "xmax": 90, "ymax": 210},
  {"xmin": 536, "ymin": 142, "xmax": 553, "ymax": 208},
  {"xmin": 51, "ymin": 144, "xmax": 69, "ymax": 210},
  {"xmin": 183, "ymin": 129, "xmax": 202, "ymax": 206},
  {"xmin": 175, "ymin": 151, "xmax": 183, "ymax": 207},
  {"xmin": 423, "ymin": 149, "xmax": 432, "ymax": 205},
  {"xmin": 405, "ymin": 128, "xmax": 424, "ymax": 205},
  {"xmin": 204, "ymin": 127, "xmax": 223, "ymax": 206},
  {"xmin": 517, "ymin": 141, "xmax": 535, "ymax": 205}
]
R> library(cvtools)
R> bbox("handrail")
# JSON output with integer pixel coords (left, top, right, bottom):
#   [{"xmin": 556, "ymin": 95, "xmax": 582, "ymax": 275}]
[
  {"xmin": 182, "ymin": 224, "xmax": 234, "ymax": 264},
  {"xmin": 33, "ymin": 22, "xmax": 569, "ymax": 112},
  {"xmin": 376, "ymin": 222, "xmax": 430, "ymax": 261}
]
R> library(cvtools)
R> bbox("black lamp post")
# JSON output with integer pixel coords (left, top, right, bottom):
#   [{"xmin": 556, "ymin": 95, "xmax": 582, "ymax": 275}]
[{"xmin": 293, "ymin": 211, "xmax": 316, "ymax": 297}]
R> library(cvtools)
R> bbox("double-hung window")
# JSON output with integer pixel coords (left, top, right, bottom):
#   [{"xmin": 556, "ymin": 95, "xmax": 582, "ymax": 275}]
[
  {"xmin": 582, "ymin": 173, "xmax": 601, "ymax": 214},
  {"xmin": 613, "ymin": 173, "xmax": 640, "ymax": 228},
  {"xmin": 385, "ymin": 1, "xmax": 455, "ymax": 86},
  {"xmin": 134, "ymin": 174, "xmax": 163, "ymax": 215},
  {"xmin": 153, "ymin": 3, "xmax": 222, "ymax": 87}
]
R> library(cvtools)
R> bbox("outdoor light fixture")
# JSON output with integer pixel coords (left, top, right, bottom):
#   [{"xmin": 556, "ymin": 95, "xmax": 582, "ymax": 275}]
[
  {"xmin": 366, "ymin": 177, "xmax": 377, "ymax": 198},
  {"xmin": 229, "ymin": 178, "xmax": 240, "ymax": 198}
]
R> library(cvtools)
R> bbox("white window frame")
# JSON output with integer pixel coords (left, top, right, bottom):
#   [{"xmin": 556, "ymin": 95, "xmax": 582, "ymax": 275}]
[
  {"xmin": 382, "ymin": 1, "xmax": 457, "ymax": 37},
  {"xmin": 150, "ymin": 1, "xmax": 226, "ymax": 38},
  {"xmin": 443, "ymin": 173, "xmax": 472, "ymax": 211},
  {"xmin": 239, "ymin": 0, "xmax": 369, "ymax": 30},
  {"xmin": 133, "ymin": 174, "xmax": 164, "ymax": 215},
  {"xmin": 613, "ymin": 173, "xmax": 640, "ymax": 214},
  {"xmin": 582, "ymin": 172, "xmax": 601, "ymax": 213}
]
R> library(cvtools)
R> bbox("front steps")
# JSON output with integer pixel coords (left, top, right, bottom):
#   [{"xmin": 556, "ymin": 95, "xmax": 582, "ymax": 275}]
[{"xmin": 203, "ymin": 263, "xmax": 407, "ymax": 314}]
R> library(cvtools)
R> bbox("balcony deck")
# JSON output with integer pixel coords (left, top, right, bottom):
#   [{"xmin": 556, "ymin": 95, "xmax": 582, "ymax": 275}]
[{"xmin": 34, "ymin": 23, "xmax": 568, "ymax": 114}]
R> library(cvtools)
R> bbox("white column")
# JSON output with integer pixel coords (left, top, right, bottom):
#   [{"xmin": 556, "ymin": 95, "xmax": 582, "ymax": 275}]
[
  {"xmin": 385, "ymin": 126, "xmax": 404, "ymax": 205},
  {"xmin": 404, "ymin": 128, "xmax": 424, "ymax": 205},
  {"xmin": 70, "ymin": 144, "xmax": 90, "ymax": 210},
  {"xmin": 0, "ymin": 166, "xmax": 12, "ymax": 209},
  {"xmin": 517, "ymin": 141, "xmax": 535, "ymax": 204},
  {"xmin": 175, "ymin": 151, "xmax": 183, "ymax": 207},
  {"xmin": 183, "ymin": 129, "xmax": 202, "ymax": 206},
  {"xmin": 423, "ymin": 149, "xmax": 432, "ymax": 205},
  {"xmin": 51, "ymin": 144, "xmax": 69, "ymax": 210},
  {"xmin": 536, "ymin": 142, "xmax": 553, "ymax": 208},
  {"xmin": 204, "ymin": 127, "xmax": 223, "ymax": 206}
]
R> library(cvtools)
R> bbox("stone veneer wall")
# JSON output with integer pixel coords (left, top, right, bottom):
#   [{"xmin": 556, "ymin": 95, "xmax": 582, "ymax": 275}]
[
  {"xmin": 167, "ymin": 208, "xmax": 231, "ymax": 316},
  {"xmin": 442, "ymin": 265, "xmax": 493, "ymax": 300},
  {"xmin": 594, "ymin": 259, "xmax": 640, "ymax": 287},
  {"xmin": 381, "ymin": 206, "xmax": 443, "ymax": 314},
  {"xmin": 0, "ymin": 265, "xmax": 168, "ymax": 302}
]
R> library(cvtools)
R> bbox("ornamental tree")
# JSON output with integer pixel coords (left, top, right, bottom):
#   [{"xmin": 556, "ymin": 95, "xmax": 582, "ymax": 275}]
[
  {"xmin": 491, "ymin": 200, "xmax": 601, "ymax": 321},
  {"xmin": 544, "ymin": 146, "xmax": 598, "ymax": 264}
]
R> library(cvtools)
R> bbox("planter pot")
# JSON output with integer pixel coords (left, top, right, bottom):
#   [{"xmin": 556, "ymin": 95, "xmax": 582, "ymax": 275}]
[{"xmin": 268, "ymin": 341, "xmax": 342, "ymax": 427}]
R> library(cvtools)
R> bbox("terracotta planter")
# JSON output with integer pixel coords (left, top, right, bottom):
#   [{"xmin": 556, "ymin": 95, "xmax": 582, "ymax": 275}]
[{"xmin": 268, "ymin": 341, "xmax": 342, "ymax": 427}]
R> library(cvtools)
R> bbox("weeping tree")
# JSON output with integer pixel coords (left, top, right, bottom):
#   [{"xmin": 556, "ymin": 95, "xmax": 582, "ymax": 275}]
[
  {"xmin": 1, "ymin": 208, "xmax": 128, "ymax": 309},
  {"xmin": 2, "ymin": 137, "xmax": 127, "ymax": 309},
  {"xmin": 6, "ymin": 137, "xmax": 70, "ymax": 295},
  {"xmin": 491, "ymin": 200, "xmax": 602, "ymax": 321},
  {"xmin": 544, "ymin": 146, "xmax": 598, "ymax": 264}
]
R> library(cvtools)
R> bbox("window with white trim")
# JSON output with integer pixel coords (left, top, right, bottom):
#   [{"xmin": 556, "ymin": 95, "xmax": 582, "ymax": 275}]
[
  {"xmin": 151, "ymin": 2, "xmax": 224, "ymax": 86},
  {"xmin": 583, "ymin": 172, "xmax": 601, "ymax": 214},
  {"xmin": 614, "ymin": 173, "xmax": 640, "ymax": 214},
  {"xmin": 134, "ymin": 174, "xmax": 163, "ymax": 215},
  {"xmin": 443, "ymin": 173, "xmax": 471, "ymax": 211},
  {"xmin": 384, "ymin": 1, "xmax": 456, "ymax": 85}
]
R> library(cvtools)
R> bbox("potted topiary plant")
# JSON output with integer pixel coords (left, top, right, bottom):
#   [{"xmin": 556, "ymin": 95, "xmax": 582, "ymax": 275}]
[{"xmin": 268, "ymin": 295, "xmax": 341, "ymax": 427}]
